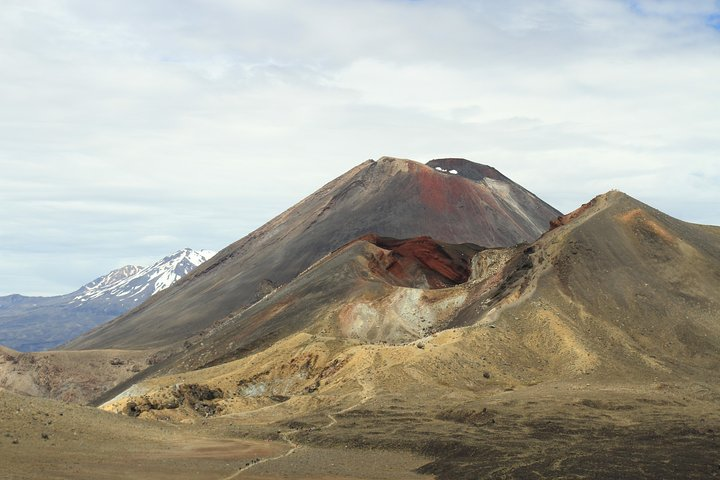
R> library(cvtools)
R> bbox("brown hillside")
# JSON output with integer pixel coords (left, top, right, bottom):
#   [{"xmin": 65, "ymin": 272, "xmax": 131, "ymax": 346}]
[{"xmin": 99, "ymin": 190, "xmax": 720, "ymax": 479}]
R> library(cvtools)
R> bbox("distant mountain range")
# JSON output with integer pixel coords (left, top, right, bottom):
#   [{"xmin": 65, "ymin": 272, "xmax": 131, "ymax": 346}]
[{"xmin": 0, "ymin": 248, "xmax": 215, "ymax": 351}]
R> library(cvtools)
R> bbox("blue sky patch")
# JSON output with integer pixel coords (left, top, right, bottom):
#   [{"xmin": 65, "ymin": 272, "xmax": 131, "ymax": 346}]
[
  {"xmin": 626, "ymin": 0, "xmax": 644, "ymax": 15},
  {"xmin": 707, "ymin": 13, "xmax": 720, "ymax": 30}
]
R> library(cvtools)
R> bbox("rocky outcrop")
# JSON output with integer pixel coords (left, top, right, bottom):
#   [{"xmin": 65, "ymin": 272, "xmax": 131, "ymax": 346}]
[{"xmin": 359, "ymin": 234, "xmax": 483, "ymax": 288}]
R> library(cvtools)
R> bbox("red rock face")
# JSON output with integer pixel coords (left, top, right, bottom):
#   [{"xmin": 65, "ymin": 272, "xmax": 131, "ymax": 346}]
[
  {"xmin": 414, "ymin": 163, "xmax": 491, "ymax": 214},
  {"xmin": 359, "ymin": 234, "xmax": 483, "ymax": 288}
]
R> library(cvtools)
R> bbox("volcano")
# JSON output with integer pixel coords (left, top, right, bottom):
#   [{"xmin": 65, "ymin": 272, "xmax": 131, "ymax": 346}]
[
  {"xmin": 67, "ymin": 157, "xmax": 560, "ymax": 351},
  {"xmin": 3, "ymin": 160, "xmax": 720, "ymax": 479}
]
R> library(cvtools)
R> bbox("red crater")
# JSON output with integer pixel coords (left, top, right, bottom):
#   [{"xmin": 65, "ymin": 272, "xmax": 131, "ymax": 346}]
[{"xmin": 359, "ymin": 234, "xmax": 484, "ymax": 289}]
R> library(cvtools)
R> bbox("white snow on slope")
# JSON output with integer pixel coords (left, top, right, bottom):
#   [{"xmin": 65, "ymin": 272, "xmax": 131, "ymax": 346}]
[{"xmin": 71, "ymin": 248, "xmax": 216, "ymax": 306}]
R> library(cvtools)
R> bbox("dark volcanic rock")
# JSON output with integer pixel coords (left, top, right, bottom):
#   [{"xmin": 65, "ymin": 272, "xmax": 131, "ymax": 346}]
[{"xmin": 427, "ymin": 158, "xmax": 509, "ymax": 182}]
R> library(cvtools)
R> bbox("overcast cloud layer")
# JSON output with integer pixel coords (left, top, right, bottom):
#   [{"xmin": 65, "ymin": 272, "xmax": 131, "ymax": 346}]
[{"xmin": 1, "ymin": 0, "xmax": 719, "ymax": 295}]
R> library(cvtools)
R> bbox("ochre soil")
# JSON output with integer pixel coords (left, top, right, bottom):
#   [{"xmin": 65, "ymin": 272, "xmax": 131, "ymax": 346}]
[{"xmin": 0, "ymin": 389, "xmax": 287, "ymax": 480}]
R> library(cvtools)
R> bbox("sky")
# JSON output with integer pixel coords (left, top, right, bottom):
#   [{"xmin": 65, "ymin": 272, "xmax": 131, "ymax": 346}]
[{"xmin": 1, "ymin": 0, "xmax": 719, "ymax": 296}]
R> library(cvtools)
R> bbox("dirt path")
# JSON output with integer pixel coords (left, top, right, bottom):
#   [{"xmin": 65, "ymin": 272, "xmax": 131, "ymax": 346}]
[
  {"xmin": 220, "ymin": 432, "xmax": 300, "ymax": 480},
  {"xmin": 224, "ymin": 375, "xmax": 376, "ymax": 479}
]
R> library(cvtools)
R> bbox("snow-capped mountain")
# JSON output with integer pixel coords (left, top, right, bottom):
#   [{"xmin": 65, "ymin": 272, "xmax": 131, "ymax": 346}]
[
  {"xmin": 72, "ymin": 248, "xmax": 216, "ymax": 308},
  {"xmin": 75, "ymin": 265, "xmax": 144, "ymax": 298},
  {"xmin": 0, "ymin": 248, "xmax": 216, "ymax": 352}
]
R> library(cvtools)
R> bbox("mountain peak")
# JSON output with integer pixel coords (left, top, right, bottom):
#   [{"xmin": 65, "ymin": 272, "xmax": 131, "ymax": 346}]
[
  {"xmin": 162, "ymin": 248, "xmax": 216, "ymax": 263},
  {"xmin": 81, "ymin": 265, "xmax": 144, "ymax": 292},
  {"xmin": 367, "ymin": 157, "xmax": 510, "ymax": 184},
  {"xmin": 426, "ymin": 158, "xmax": 509, "ymax": 182},
  {"xmin": 0, "ymin": 248, "xmax": 216, "ymax": 352},
  {"xmin": 67, "ymin": 156, "xmax": 562, "ymax": 351},
  {"xmin": 72, "ymin": 248, "xmax": 216, "ymax": 306},
  {"xmin": 599, "ymin": 189, "xmax": 633, "ymax": 203},
  {"xmin": 375, "ymin": 156, "xmax": 413, "ymax": 163},
  {"xmin": 371, "ymin": 156, "xmax": 417, "ymax": 175},
  {"xmin": 548, "ymin": 190, "xmax": 637, "ymax": 231}
]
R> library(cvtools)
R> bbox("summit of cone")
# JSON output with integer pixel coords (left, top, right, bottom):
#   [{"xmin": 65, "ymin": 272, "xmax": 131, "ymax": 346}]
[
  {"xmin": 66, "ymin": 156, "xmax": 561, "ymax": 351},
  {"xmin": 427, "ymin": 157, "xmax": 509, "ymax": 182}
]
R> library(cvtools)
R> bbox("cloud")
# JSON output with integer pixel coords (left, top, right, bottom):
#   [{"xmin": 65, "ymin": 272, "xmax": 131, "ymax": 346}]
[{"xmin": 1, "ymin": 0, "xmax": 719, "ymax": 294}]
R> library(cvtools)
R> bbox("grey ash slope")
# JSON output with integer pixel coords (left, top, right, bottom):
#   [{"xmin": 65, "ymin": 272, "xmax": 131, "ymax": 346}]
[
  {"xmin": 66, "ymin": 156, "xmax": 561, "ymax": 351},
  {"xmin": 0, "ymin": 249, "xmax": 214, "ymax": 351}
]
